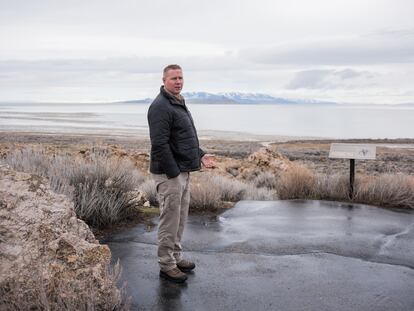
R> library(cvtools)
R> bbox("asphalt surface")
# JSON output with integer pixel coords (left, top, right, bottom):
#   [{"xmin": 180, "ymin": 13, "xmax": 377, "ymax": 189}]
[{"xmin": 103, "ymin": 200, "xmax": 414, "ymax": 311}]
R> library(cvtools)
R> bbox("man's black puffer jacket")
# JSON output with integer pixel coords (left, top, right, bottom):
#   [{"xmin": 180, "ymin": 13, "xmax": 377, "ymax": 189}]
[{"xmin": 147, "ymin": 86, "xmax": 205, "ymax": 178}]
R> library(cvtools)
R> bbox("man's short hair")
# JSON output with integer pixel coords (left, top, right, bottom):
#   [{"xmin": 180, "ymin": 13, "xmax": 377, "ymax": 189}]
[{"xmin": 163, "ymin": 64, "xmax": 182, "ymax": 78}]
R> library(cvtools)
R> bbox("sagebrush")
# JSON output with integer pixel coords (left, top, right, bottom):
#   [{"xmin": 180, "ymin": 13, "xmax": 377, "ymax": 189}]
[
  {"xmin": 4, "ymin": 148, "xmax": 145, "ymax": 228},
  {"xmin": 276, "ymin": 163, "xmax": 414, "ymax": 209}
]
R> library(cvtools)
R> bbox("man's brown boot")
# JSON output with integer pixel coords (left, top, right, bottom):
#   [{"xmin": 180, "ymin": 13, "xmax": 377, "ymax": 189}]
[
  {"xmin": 159, "ymin": 267, "xmax": 188, "ymax": 283},
  {"xmin": 177, "ymin": 259, "xmax": 196, "ymax": 272}
]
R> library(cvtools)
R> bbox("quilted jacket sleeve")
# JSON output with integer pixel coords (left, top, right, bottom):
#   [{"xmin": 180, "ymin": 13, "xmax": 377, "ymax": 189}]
[{"xmin": 148, "ymin": 104, "xmax": 180, "ymax": 178}]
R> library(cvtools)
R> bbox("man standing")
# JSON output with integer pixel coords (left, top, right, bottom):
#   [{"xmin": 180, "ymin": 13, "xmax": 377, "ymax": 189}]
[{"xmin": 147, "ymin": 64, "xmax": 215, "ymax": 283}]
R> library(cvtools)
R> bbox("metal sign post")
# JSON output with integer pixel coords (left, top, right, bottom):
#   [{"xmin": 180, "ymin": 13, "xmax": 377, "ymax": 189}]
[
  {"xmin": 329, "ymin": 144, "xmax": 376, "ymax": 199},
  {"xmin": 349, "ymin": 158, "xmax": 355, "ymax": 198}
]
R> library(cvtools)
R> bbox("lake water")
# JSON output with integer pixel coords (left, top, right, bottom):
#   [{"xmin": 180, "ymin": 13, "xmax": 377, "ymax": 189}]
[{"xmin": 0, "ymin": 102, "xmax": 413, "ymax": 139}]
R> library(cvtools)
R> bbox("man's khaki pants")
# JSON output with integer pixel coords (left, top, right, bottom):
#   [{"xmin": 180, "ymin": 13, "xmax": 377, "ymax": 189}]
[{"xmin": 152, "ymin": 172, "xmax": 190, "ymax": 272}]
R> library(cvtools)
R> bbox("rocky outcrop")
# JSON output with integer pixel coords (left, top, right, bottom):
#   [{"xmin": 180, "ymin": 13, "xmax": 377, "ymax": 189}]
[
  {"xmin": 210, "ymin": 146, "xmax": 292, "ymax": 180},
  {"xmin": 0, "ymin": 165, "xmax": 124, "ymax": 310},
  {"xmin": 245, "ymin": 146, "xmax": 292, "ymax": 171}
]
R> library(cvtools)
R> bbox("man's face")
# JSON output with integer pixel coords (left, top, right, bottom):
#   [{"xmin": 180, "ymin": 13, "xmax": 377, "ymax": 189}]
[{"xmin": 163, "ymin": 69, "xmax": 184, "ymax": 95}]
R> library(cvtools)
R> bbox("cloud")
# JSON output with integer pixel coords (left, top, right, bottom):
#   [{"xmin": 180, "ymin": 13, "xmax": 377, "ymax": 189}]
[
  {"xmin": 0, "ymin": 54, "xmax": 246, "ymax": 75},
  {"xmin": 286, "ymin": 69, "xmax": 373, "ymax": 89},
  {"xmin": 241, "ymin": 35, "xmax": 414, "ymax": 65},
  {"xmin": 371, "ymin": 27, "xmax": 414, "ymax": 38}
]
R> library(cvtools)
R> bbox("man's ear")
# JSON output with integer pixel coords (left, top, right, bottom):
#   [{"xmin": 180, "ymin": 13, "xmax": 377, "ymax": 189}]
[{"xmin": 162, "ymin": 77, "xmax": 165, "ymax": 83}]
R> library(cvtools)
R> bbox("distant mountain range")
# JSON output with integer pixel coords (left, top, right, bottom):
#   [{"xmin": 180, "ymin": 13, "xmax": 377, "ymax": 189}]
[{"xmin": 118, "ymin": 92, "xmax": 336, "ymax": 105}]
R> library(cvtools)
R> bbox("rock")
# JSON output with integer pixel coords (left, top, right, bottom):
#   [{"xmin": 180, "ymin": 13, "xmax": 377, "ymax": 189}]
[
  {"xmin": 0, "ymin": 164, "xmax": 123, "ymax": 310},
  {"xmin": 236, "ymin": 146, "xmax": 292, "ymax": 180},
  {"xmin": 128, "ymin": 190, "xmax": 147, "ymax": 206},
  {"xmin": 199, "ymin": 146, "xmax": 292, "ymax": 183},
  {"xmin": 211, "ymin": 147, "xmax": 292, "ymax": 181},
  {"xmin": 247, "ymin": 146, "xmax": 291, "ymax": 171}
]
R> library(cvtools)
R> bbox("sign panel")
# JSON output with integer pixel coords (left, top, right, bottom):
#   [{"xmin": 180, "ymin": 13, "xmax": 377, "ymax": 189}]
[{"xmin": 329, "ymin": 143, "xmax": 376, "ymax": 160}]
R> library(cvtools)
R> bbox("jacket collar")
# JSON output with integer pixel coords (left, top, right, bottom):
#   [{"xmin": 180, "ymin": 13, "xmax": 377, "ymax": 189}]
[{"xmin": 160, "ymin": 86, "xmax": 185, "ymax": 106}]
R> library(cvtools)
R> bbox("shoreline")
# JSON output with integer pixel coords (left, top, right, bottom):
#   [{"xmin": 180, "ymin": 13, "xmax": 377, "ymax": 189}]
[
  {"xmin": 0, "ymin": 129, "xmax": 325, "ymax": 142},
  {"xmin": 2, "ymin": 130, "xmax": 414, "ymax": 144}
]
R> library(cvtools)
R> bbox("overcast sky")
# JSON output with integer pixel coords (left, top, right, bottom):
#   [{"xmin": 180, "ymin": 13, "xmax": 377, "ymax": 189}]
[{"xmin": 1, "ymin": 0, "xmax": 414, "ymax": 104}]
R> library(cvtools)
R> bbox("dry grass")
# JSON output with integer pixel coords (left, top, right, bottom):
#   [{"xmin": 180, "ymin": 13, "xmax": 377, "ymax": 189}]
[
  {"xmin": 189, "ymin": 174, "xmax": 277, "ymax": 209},
  {"xmin": 70, "ymin": 155, "xmax": 145, "ymax": 227},
  {"xmin": 138, "ymin": 173, "xmax": 277, "ymax": 210},
  {"xmin": 4, "ymin": 147, "xmax": 278, "ymax": 216},
  {"xmin": 139, "ymin": 178, "xmax": 158, "ymax": 206},
  {"xmin": 208, "ymin": 175, "xmax": 247, "ymax": 202},
  {"xmin": 276, "ymin": 163, "xmax": 316, "ymax": 200},
  {"xmin": 4, "ymin": 148, "xmax": 145, "ymax": 228},
  {"xmin": 242, "ymin": 184, "xmax": 278, "ymax": 201},
  {"xmin": 190, "ymin": 175, "xmax": 222, "ymax": 209},
  {"xmin": 313, "ymin": 173, "xmax": 349, "ymax": 201},
  {"xmin": 0, "ymin": 260, "xmax": 130, "ymax": 311},
  {"xmin": 252, "ymin": 171, "xmax": 278, "ymax": 189},
  {"xmin": 354, "ymin": 173, "xmax": 414, "ymax": 209},
  {"xmin": 276, "ymin": 163, "xmax": 414, "ymax": 209}
]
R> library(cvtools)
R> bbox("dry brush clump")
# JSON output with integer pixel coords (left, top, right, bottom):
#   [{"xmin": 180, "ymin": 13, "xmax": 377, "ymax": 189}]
[
  {"xmin": 252, "ymin": 171, "xmax": 279, "ymax": 190},
  {"xmin": 208, "ymin": 175, "xmax": 247, "ymax": 202},
  {"xmin": 3, "ymin": 147, "xmax": 50, "ymax": 175},
  {"xmin": 276, "ymin": 162, "xmax": 414, "ymax": 209},
  {"xmin": 4, "ymin": 147, "xmax": 146, "ymax": 228},
  {"xmin": 139, "ymin": 178, "xmax": 158, "ymax": 206},
  {"xmin": 189, "ymin": 173, "xmax": 277, "ymax": 209},
  {"xmin": 0, "ymin": 260, "xmax": 130, "ymax": 311},
  {"xmin": 354, "ymin": 173, "xmax": 414, "ymax": 209},
  {"xmin": 313, "ymin": 173, "xmax": 349, "ymax": 201},
  {"xmin": 70, "ymin": 155, "xmax": 145, "ymax": 227},
  {"xmin": 134, "ymin": 173, "xmax": 277, "ymax": 211},
  {"xmin": 276, "ymin": 163, "xmax": 316, "ymax": 200},
  {"xmin": 190, "ymin": 174, "xmax": 222, "ymax": 209},
  {"xmin": 242, "ymin": 184, "xmax": 278, "ymax": 201}
]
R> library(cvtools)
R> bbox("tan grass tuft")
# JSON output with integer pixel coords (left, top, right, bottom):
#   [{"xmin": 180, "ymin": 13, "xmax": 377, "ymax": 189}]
[
  {"xmin": 0, "ymin": 259, "xmax": 130, "ymax": 311},
  {"xmin": 139, "ymin": 178, "xmax": 158, "ymax": 206},
  {"xmin": 190, "ymin": 175, "xmax": 222, "ymax": 209},
  {"xmin": 354, "ymin": 173, "xmax": 414, "ymax": 209},
  {"xmin": 4, "ymin": 148, "xmax": 145, "ymax": 228},
  {"xmin": 276, "ymin": 163, "xmax": 316, "ymax": 200}
]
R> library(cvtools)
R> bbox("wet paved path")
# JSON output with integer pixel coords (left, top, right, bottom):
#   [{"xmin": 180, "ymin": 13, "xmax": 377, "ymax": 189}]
[{"xmin": 102, "ymin": 200, "xmax": 414, "ymax": 311}]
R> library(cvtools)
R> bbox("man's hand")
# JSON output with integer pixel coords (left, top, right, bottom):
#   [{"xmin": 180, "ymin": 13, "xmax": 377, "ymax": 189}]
[{"xmin": 201, "ymin": 154, "xmax": 216, "ymax": 169}]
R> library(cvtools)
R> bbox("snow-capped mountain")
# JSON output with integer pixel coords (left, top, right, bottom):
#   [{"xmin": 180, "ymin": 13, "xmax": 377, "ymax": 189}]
[
  {"xmin": 182, "ymin": 91, "xmax": 296, "ymax": 104},
  {"xmin": 117, "ymin": 92, "xmax": 336, "ymax": 105},
  {"xmin": 217, "ymin": 92, "xmax": 284, "ymax": 103},
  {"xmin": 182, "ymin": 92, "xmax": 334, "ymax": 105}
]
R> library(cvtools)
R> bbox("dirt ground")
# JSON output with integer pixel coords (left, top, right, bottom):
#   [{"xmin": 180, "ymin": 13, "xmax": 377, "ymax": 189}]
[
  {"xmin": 273, "ymin": 138, "xmax": 414, "ymax": 176},
  {"xmin": 1, "ymin": 132, "xmax": 413, "ymax": 176}
]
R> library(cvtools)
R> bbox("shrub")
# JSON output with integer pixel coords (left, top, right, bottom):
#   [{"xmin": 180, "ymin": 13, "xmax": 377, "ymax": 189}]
[
  {"xmin": 275, "ymin": 162, "xmax": 414, "ymax": 209},
  {"xmin": 209, "ymin": 175, "xmax": 247, "ymax": 202},
  {"xmin": 313, "ymin": 173, "xmax": 349, "ymax": 201},
  {"xmin": 4, "ymin": 148, "xmax": 145, "ymax": 228},
  {"xmin": 189, "ymin": 174, "xmax": 277, "ymax": 208},
  {"xmin": 354, "ymin": 173, "xmax": 414, "ymax": 209},
  {"xmin": 252, "ymin": 171, "xmax": 278, "ymax": 189},
  {"xmin": 0, "ymin": 260, "xmax": 130, "ymax": 311},
  {"xmin": 5, "ymin": 147, "xmax": 51, "ymax": 177},
  {"xmin": 276, "ymin": 164, "xmax": 316, "ymax": 200},
  {"xmin": 242, "ymin": 184, "xmax": 278, "ymax": 200},
  {"xmin": 190, "ymin": 176, "xmax": 222, "ymax": 210},
  {"xmin": 139, "ymin": 178, "xmax": 158, "ymax": 206},
  {"xmin": 70, "ymin": 155, "xmax": 144, "ymax": 227}
]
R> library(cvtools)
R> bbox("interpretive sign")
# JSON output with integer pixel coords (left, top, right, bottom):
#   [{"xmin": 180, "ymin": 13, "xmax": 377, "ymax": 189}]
[
  {"xmin": 329, "ymin": 143, "xmax": 377, "ymax": 199},
  {"xmin": 329, "ymin": 143, "xmax": 376, "ymax": 160}
]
